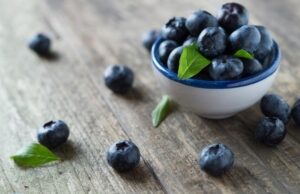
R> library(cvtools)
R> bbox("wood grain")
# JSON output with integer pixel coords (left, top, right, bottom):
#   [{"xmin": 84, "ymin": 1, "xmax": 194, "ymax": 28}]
[{"xmin": 0, "ymin": 0, "xmax": 300, "ymax": 193}]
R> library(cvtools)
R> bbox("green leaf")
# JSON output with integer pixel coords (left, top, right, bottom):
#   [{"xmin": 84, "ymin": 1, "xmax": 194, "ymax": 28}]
[
  {"xmin": 152, "ymin": 95, "xmax": 170, "ymax": 127},
  {"xmin": 10, "ymin": 143, "xmax": 60, "ymax": 168},
  {"xmin": 178, "ymin": 44, "xmax": 211, "ymax": 80},
  {"xmin": 233, "ymin": 49, "xmax": 254, "ymax": 59}
]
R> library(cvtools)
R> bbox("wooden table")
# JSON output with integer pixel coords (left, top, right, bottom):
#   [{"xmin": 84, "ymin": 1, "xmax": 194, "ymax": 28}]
[{"xmin": 1, "ymin": 0, "xmax": 300, "ymax": 193}]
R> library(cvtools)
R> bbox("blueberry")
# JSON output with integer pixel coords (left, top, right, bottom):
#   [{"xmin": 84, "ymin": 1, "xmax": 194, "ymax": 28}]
[
  {"xmin": 209, "ymin": 56, "xmax": 244, "ymax": 80},
  {"xmin": 292, "ymin": 99, "xmax": 300, "ymax": 126},
  {"xmin": 162, "ymin": 17, "xmax": 189, "ymax": 44},
  {"xmin": 159, "ymin": 40, "xmax": 178, "ymax": 65},
  {"xmin": 262, "ymin": 44, "xmax": 276, "ymax": 68},
  {"xmin": 37, "ymin": 120, "xmax": 70, "ymax": 149},
  {"xmin": 217, "ymin": 3, "xmax": 249, "ymax": 33},
  {"xmin": 185, "ymin": 10, "xmax": 218, "ymax": 37},
  {"xmin": 107, "ymin": 140, "xmax": 140, "ymax": 172},
  {"xmin": 242, "ymin": 58, "xmax": 263, "ymax": 76},
  {"xmin": 197, "ymin": 27, "xmax": 227, "ymax": 58},
  {"xmin": 183, "ymin": 37, "xmax": 197, "ymax": 46},
  {"xmin": 255, "ymin": 117, "xmax": 286, "ymax": 146},
  {"xmin": 104, "ymin": 65, "xmax": 134, "ymax": 94},
  {"xmin": 198, "ymin": 143, "xmax": 234, "ymax": 176},
  {"xmin": 142, "ymin": 29, "xmax": 161, "ymax": 52},
  {"xmin": 167, "ymin": 46, "xmax": 183, "ymax": 73},
  {"xmin": 254, "ymin": 26, "xmax": 274, "ymax": 62},
  {"xmin": 28, "ymin": 33, "xmax": 51, "ymax": 56},
  {"xmin": 260, "ymin": 94, "xmax": 291, "ymax": 124},
  {"xmin": 229, "ymin": 25, "xmax": 261, "ymax": 53}
]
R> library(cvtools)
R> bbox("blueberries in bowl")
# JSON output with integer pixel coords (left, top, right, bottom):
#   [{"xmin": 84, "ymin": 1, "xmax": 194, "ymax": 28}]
[
  {"xmin": 242, "ymin": 58, "xmax": 263, "ymax": 76},
  {"xmin": 147, "ymin": 3, "xmax": 276, "ymax": 81},
  {"xmin": 229, "ymin": 25, "xmax": 261, "ymax": 53},
  {"xmin": 167, "ymin": 46, "xmax": 183, "ymax": 73},
  {"xmin": 260, "ymin": 94, "xmax": 291, "ymax": 124},
  {"xmin": 104, "ymin": 65, "xmax": 134, "ymax": 94},
  {"xmin": 185, "ymin": 10, "xmax": 218, "ymax": 37},
  {"xmin": 142, "ymin": 29, "xmax": 161, "ymax": 52},
  {"xmin": 37, "ymin": 120, "xmax": 70, "ymax": 149},
  {"xmin": 292, "ymin": 99, "xmax": 300, "ymax": 126},
  {"xmin": 217, "ymin": 3, "xmax": 249, "ymax": 33},
  {"xmin": 255, "ymin": 117, "xmax": 286, "ymax": 146},
  {"xmin": 162, "ymin": 17, "xmax": 189, "ymax": 44},
  {"xmin": 159, "ymin": 40, "xmax": 178, "ymax": 64},
  {"xmin": 209, "ymin": 56, "xmax": 244, "ymax": 80},
  {"xmin": 107, "ymin": 140, "xmax": 140, "ymax": 172},
  {"xmin": 254, "ymin": 26, "xmax": 274, "ymax": 62},
  {"xmin": 199, "ymin": 143, "xmax": 234, "ymax": 176},
  {"xmin": 197, "ymin": 27, "xmax": 227, "ymax": 58}
]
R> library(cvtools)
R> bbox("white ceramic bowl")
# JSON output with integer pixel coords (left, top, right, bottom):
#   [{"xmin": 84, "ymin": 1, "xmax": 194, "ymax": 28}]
[{"xmin": 151, "ymin": 38, "xmax": 281, "ymax": 119}]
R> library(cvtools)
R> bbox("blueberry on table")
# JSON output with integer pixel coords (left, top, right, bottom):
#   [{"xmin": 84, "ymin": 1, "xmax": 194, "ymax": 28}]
[
  {"xmin": 183, "ymin": 36, "xmax": 197, "ymax": 46},
  {"xmin": 28, "ymin": 33, "xmax": 51, "ymax": 56},
  {"xmin": 104, "ymin": 65, "xmax": 134, "ymax": 94},
  {"xmin": 159, "ymin": 40, "xmax": 178, "ymax": 65},
  {"xmin": 197, "ymin": 27, "xmax": 227, "ymax": 58},
  {"xmin": 198, "ymin": 143, "xmax": 234, "ymax": 176},
  {"xmin": 209, "ymin": 56, "xmax": 244, "ymax": 80},
  {"xmin": 229, "ymin": 25, "xmax": 261, "ymax": 53},
  {"xmin": 167, "ymin": 46, "xmax": 183, "ymax": 73},
  {"xmin": 242, "ymin": 58, "xmax": 263, "ymax": 76},
  {"xmin": 292, "ymin": 99, "xmax": 300, "ymax": 126},
  {"xmin": 260, "ymin": 94, "xmax": 291, "ymax": 124},
  {"xmin": 255, "ymin": 117, "xmax": 286, "ymax": 146},
  {"xmin": 185, "ymin": 10, "xmax": 218, "ymax": 37},
  {"xmin": 254, "ymin": 26, "xmax": 274, "ymax": 62},
  {"xmin": 162, "ymin": 17, "xmax": 189, "ymax": 44},
  {"xmin": 217, "ymin": 2, "xmax": 249, "ymax": 33},
  {"xmin": 107, "ymin": 140, "xmax": 140, "ymax": 172},
  {"xmin": 142, "ymin": 29, "xmax": 161, "ymax": 52},
  {"xmin": 37, "ymin": 120, "xmax": 70, "ymax": 149}
]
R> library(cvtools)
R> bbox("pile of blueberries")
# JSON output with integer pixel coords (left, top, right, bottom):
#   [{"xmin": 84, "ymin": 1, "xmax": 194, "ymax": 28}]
[{"xmin": 143, "ymin": 2, "xmax": 275, "ymax": 80}]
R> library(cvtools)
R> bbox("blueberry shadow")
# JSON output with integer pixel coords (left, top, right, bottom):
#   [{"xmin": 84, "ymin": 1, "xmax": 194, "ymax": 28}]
[
  {"xmin": 39, "ymin": 51, "xmax": 60, "ymax": 62},
  {"xmin": 54, "ymin": 140, "xmax": 78, "ymax": 161},
  {"xmin": 116, "ymin": 163, "xmax": 151, "ymax": 184},
  {"xmin": 117, "ymin": 87, "xmax": 145, "ymax": 102}
]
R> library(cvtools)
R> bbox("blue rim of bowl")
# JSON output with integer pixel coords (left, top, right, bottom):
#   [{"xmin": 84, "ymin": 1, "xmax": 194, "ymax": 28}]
[{"xmin": 151, "ymin": 37, "xmax": 281, "ymax": 89}]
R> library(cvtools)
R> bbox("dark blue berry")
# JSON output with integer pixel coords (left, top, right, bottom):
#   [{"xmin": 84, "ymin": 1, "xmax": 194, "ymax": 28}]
[
  {"xmin": 28, "ymin": 33, "xmax": 51, "ymax": 56},
  {"xmin": 209, "ymin": 56, "xmax": 244, "ymax": 80},
  {"xmin": 262, "ymin": 44, "xmax": 276, "ymax": 68},
  {"xmin": 162, "ymin": 17, "xmax": 189, "ymax": 44},
  {"xmin": 183, "ymin": 37, "xmax": 197, "ymax": 46},
  {"xmin": 229, "ymin": 25, "xmax": 261, "ymax": 53},
  {"xmin": 242, "ymin": 58, "xmax": 263, "ymax": 76},
  {"xmin": 197, "ymin": 27, "xmax": 227, "ymax": 58},
  {"xmin": 185, "ymin": 10, "xmax": 218, "ymax": 37},
  {"xmin": 217, "ymin": 3, "xmax": 249, "ymax": 33},
  {"xmin": 142, "ymin": 29, "xmax": 161, "ymax": 52},
  {"xmin": 255, "ymin": 117, "xmax": 286, "ymax": 146},
  {"xmin": 167, "ymin": 46, "xmax": 183, "ymax": 73},
  {"xmin": 260, "ymin": 94, "xmax": 291, "ymax": 124},
  {"xmin": 159, "ymin": 40, "xmax": 178, "ymax": 65},
  {"xmin": 254, "ymin": 26, "xmax": 273, "ymax": 62},
  {"xmin": 199, "ymin": 143, "xmax": 234, "ymax": 176},
  {"xmin": 292, "ymin": 99, "xmax": 300, "ymax": 126},
  {"xmin": 104, "ymin": 65, "xmax": 134, "ymax": 94},
  {"xmin": 37, "ymin": 120, "xmax": 70, "ymax": 149},
  {"xmin": 107, "ymin": 140, "xmax": 140, "ymax": 172}
]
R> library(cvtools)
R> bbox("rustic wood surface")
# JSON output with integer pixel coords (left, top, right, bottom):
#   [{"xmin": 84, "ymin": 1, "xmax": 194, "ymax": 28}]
[{"xmin": 1, "ymin": 0, "xmax": 300, "ymax": 193}]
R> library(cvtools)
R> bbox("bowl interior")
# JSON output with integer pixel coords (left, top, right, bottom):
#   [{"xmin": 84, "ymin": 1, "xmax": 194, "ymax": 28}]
[{"xmin": 151, "ymin": 37, "xmax": 281, "ymax": 89}]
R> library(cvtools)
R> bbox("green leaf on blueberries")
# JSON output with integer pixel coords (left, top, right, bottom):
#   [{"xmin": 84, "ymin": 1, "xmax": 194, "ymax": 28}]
[
  {"xmin": 233, "ymin": 49, "xmax": 254, "ymax": 59},
  {"xmin": 178, "ymin": 44, "xmax": 211, "ymax": 80},
  {"xmin": 10, "ymin": 143, "xmax": 60, "ymax": 168},
  {"xmin": 152, "ymin": 95, "xmax": 170, "ymax": 127}
]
